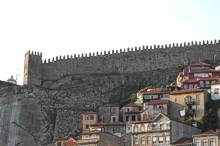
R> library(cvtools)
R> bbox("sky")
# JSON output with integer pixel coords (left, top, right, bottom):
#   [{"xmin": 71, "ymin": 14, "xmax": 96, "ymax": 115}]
[{"xmin": 0, "ymin": 0, "xmax": 220, "ymax": 85}]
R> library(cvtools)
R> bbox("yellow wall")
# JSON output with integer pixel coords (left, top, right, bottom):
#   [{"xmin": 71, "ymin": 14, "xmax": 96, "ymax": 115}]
[{"xmin": 170, "ymin": 91, "xmax": 208, "ymax": 121}]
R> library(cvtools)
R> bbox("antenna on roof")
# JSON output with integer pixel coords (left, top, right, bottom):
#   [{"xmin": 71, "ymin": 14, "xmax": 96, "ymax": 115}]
[{"xmin": 16, "ymin": 68, "xmax": 21, "ymax": 83}]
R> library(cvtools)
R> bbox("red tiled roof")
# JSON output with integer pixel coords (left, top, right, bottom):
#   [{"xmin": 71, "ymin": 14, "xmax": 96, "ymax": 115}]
[
  {"xmin": 183, "ymin": 76, "xmax": 219, "ymax": 83},
  {"xmin": 172, "ymin": 137, "xmax": 193, "ymax": 145},
  {"xmin": 142, "ymin": 88, "xmax": 170, "ymax": 95},
  {"xmin": 125, "ymin": 109, "xmax": 141, "ymax": 114},
  {"xmin": 91, "ymin": 122, "xmax": 125, "ymax": 127},
  {"xmin": 171, "ymin": 89, "xmax": 204, "ymax": 95},
  {"xmin": 183, "ymin": 78, "xmax": 199, "ymax": 83},
  {"xmin": 190, "ymin": 62, "xmax": 211, "ymax": 67},
  {"xmin": 132, "ymin": 119, "xmax": 152, "ymax": 124},
  {"xmin": 83, "ymin": 112, "xmax": 97, "ymax": 115},
  {"xmin": 189, "ymin": 69, "xmax": 220, "ymax": 73},
  {"xmin": 124, "ymin": 102, "xmax": 140, "ymax": 107},
  {"xmin": 148, "ymin": 100, "xmax": 169, "ymax": 105}
]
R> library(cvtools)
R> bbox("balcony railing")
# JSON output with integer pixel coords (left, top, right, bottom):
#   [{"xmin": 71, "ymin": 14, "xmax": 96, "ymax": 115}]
[{"xmin": 185, "ymin": 100, "xmax": 196, "ymax": 105}]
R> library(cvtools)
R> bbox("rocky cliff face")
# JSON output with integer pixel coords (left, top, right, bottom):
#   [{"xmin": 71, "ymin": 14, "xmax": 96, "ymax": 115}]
[{"xmin": 0, "ymin": 67, "xmax": 179, "ymax": 146}]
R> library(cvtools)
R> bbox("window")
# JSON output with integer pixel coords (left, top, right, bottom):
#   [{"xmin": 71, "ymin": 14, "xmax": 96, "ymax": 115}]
[
  {"xmin": 165, "ymin": 136, "xmax": 170, "ymax": 143},
  {"xmin": 205, "ymin": 81, "xmax": 210, "ymax": 87},
  {"xmin": 194, "ymin": 84, "xmax": 198, "ymax": 88},
  {"xmin": 196, "ymin": 105, "xmax": 200, "ymax": 110},
  {"xmin": 189, "ymin": 84, "xmax": 193, "ymax": 89},
  {"xmin": 144, "ymin": 95, "xmax": 151, "ymax": 100},
  {"xmin": 203, "ymin": 139, "xmax": 208, "ymax": 146},
  {"xmin": 111, "ymin": 116, "xmax": 117, "ymax": 122},
  {"xmin": 90, "ymin": 115, "xmax": 94, "ymax": 120},
  {"xmin": 160, "ymin": 124, "xmax": 164, "ymax": 130},
  {"xmin": 143, "ymin": 114, "xmax": 148, "ymax": 120},
  {"xmin": 147, "ymin": 136, "xmax": 152, "ymax": 144},
  {"xmin": 57, "ymin": 142, "xmax": 61, "ymax": 146},
  {"xmin": 214, "ymin": 88, "xmax": 219, "ymax": 94},
  {"xmin": 200, "ymin": 81, "xmax": 204, "ymax": 87},
  {"xmin": 196, "ymin": 95, "xmax": 200, "ymax": 103},
  {"xmin": 159, "ymin": 136, "xmax": 164, "ymax": 143},
  {"xmin": 113, "ymin": 117, "xmax": 116, "ymax": 122},
  {"xmin": 126, "ymin": 116, "xmax": 129, "ymax": 122},
  {"xmin": 166, "ymin": 123, "xmax": 170, "ymax": 129},
  {"xmin": 133, "ymin": 125, "xmax": 138, "ymax": 132},
  {"xmin": 153, "ymin": 137, "xmax": 157, "ymax": 144},
  {"xmin": 85, "ymin": 115, "xmax": 89, "ymax": 120},
  {"xmin": 140, "ymin": 124, "xmax": 145, "ymax": 132},
  {"xmin": 147, "ymin": 123, "xmax": 152, "ymax": 131},
  {"xmin": 132, "ymin": 115, "xmax": 136, "ymax": 121},
  {"xmin": 196, "ymin": 139, "xmax": 201, "ymax": 146},
  {"xmin": 210, "ymin": 138, "xmax": 216, "ymax": 146},
  {"xmin": 86, "ymin": 124, "xmax": 89, "ymax": 129},
  {"xmin": 184, "ymin": 84, "xmax": 188, "ymax": 89},
  {"xmin": 90, "ymin": 134, "xmax": 96, "ymax": 138},
  {"xmin": 111, "ymin": 107, "xmax": 116, "ymax": 113},
  {"xmin": 134, "ymin": 137, "xmax": 139, "ymax": 145},
  {"xmin": 141, "ymin": 137, "xmax": 145, "ymax": 144}
]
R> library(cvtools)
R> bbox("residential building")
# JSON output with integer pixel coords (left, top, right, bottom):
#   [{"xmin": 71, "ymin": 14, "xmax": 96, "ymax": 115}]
[
  {"xmin": 136, "ymin": 88, "xmax": 170, "ymax": 109},
  {"xmin": 177, "ymin": 62, "xmax": 220, "ymax": 91},
  {"xmin": 78, "ymin": 130, "xmax": 100, "ymax": 146},
  {"xmin": 121, "ymin": 103, "xmax": 141, "ymax": 122},
  {"xmin": 170, "ymin": 89, "xmax": 209, "ymax": 121},
  {"xmin": 211, "ymin": 81, "xmax": 220, "ymax": 100},
  {"xmin": 124, "ymin": 109, "xmax": 141, "ymax": 123},
  {"xmin": 77, "ymin": 130, "xmax": 125, "ymax": 146},
  {"xmin": 131, "ymin": 113, "xmax": 200, "ymax": 146},
  {"xmin": 98, "ymin": 104, "xmax": 119, "ymax": 124},
  {"xmin": 55, "ymin": 137, "xmax": 77, "ymax": 146},
  {"xmin": 82, "ymin": 112, "xmax": 98, "ymax": 131},
  {"xmin": 193, "ymin": 130, "xmax": 219, "ymax": 146},
  {"xmin": 90, "ymin": 122, "xmax": 126, "ymax": 137},
  {"xmin": 141, "ymin": 100, "xmax": 170, "ymax": 120}
]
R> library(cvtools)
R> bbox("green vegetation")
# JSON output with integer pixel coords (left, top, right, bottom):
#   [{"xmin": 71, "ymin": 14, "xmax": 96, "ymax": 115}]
[
  {"xmin": 198, "ymin": 97, "xmax": 220, "ymax": 132},
  {"xmin": 130, "ymin": 93, "xmax": 137, "ymax": 102},
  {"xmin": 109, "ymin": 85, "xmax": 139, "ymax": 104}
]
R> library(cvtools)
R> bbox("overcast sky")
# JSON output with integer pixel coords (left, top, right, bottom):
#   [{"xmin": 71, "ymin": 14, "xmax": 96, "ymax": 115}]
[{"xmin": 1, "ymin": 0, "xmax": 220, "ymax": 85}]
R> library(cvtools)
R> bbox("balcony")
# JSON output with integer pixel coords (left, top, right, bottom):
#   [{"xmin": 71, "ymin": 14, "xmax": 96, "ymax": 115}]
[{"xmin": 185, "ymin": 99, "xmax": 196, "ymax": 105}]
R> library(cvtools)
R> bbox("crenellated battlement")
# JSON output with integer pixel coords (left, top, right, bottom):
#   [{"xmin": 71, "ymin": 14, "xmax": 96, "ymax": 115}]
[
  {"xmin": 41, "ymin": 39, "xmax": 220, "ymax": 64},
  {"xmin": 24, "ymin": 39, "xmax": 220, "ymax": 86}
]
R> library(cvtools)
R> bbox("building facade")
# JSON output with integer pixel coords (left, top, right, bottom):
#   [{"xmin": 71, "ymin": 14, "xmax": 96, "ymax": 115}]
[
  {"xmin": 98, "ymin": 104, "xmax": 119, "ymax": 124},
  {"xmin": 131, "ymin": 113, "xmax": 200, "ymax": 146},
  {"xmin": 82, "ymin": 112, "xmax": 98, "ymax": 131},
  {"xmin": 170, "ymin": 89, "xmax": 208, "ymax": 121}
]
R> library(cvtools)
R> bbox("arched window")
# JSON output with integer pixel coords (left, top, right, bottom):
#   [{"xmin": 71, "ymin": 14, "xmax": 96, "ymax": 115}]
[
  {"xmin": 133, "ymin": 125, "xmax": 138, "ymax": 132},
  {"xmin": 147, "ymin": 123, "xmax": 152, "ymax": 131},
  {"xmin": 143, "ymin": 114, "xmax": 148, "ymax": 120},
  {"xmin": 141, "ymin": 124, "xmax": 145, "ymax": 132}
]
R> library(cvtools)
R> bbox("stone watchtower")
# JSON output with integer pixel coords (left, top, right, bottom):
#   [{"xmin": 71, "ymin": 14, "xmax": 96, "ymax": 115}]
[{"xmin": 23, "ymin": 51, "xmax": 42, "ymax": 86}]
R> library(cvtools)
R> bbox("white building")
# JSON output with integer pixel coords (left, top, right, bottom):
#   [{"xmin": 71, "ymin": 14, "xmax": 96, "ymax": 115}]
[{"xmin": 211, "ymin": 82, "xmax": 220, "ymax": 100}]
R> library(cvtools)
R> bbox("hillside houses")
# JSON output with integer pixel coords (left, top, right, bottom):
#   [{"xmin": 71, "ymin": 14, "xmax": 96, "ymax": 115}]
[{"xmin": 56, "ymin": 62, "xmax": 220, "ymax": 146}]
